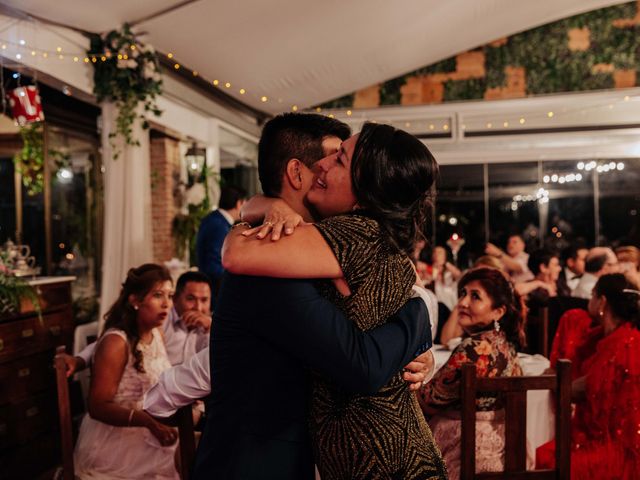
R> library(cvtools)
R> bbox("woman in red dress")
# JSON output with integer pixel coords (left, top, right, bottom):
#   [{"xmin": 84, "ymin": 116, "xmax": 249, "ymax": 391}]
[{"xmin": 537, "ymin": 273, "xmax": 640, "ymax": 479}]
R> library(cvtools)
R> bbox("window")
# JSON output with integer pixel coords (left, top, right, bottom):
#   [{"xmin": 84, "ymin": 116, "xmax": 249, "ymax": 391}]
[
  {"xmin": 435, "ymin": 164, "xmax": 485, "ymax": 267},
  {"xmin": 488, "ymin": 162, "xmax": 539, "ymax": 250}
]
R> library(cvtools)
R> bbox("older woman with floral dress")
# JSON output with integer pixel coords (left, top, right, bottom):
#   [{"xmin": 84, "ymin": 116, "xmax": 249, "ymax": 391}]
[{"xmin": 418, "ymin": 267, "xmax": 527, "ymax": 479}]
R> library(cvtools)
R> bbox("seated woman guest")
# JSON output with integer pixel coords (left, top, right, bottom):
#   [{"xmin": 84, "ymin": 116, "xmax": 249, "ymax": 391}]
[
  {"xmin": 74, "ymin": 264, "xmax": 179, "ymax": 479},
  {"xmin": 418, "ymin": 267, "xmax": 527, "ymax": 479},
  {"xmin": 536, "ymin": 273, "xmax": 640, "ymax": 479},
  {"xmin": 430, "ymin": 246, "xmax": 462, "ymax": 311}
]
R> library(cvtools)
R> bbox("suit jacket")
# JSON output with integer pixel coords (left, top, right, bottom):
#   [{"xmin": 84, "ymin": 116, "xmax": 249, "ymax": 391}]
[
  {"xmin": 196, "ymin": 209, "xmax": 231, "ymax": 303},
  {"xmin": 192, "ymin": 273, "xmax": 431, "ymax": 480}
]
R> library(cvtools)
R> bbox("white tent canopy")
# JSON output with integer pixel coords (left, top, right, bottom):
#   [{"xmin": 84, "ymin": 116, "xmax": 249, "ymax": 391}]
[{"xmin": 1, "ymin": 0, "xmax": 628, "ymax": 115}]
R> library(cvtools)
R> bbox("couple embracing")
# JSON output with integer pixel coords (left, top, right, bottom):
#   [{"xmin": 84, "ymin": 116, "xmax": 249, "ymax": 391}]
[{"xmin": 193, "ymin": 113, "xmax": 448, "ymax": 479}]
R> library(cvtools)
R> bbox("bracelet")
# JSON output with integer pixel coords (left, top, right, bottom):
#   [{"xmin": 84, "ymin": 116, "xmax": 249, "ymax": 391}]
[
  {"xmin": 128, "ymin": 409, "xmax": 135, "ymax": 426},
  {"xmin": 231, "ymin": 221, "xmax": 251, "ymax": 230}
]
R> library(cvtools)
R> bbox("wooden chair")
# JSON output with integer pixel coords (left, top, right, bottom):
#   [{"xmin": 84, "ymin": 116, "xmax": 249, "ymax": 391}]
[
  {"xmin": 175, "ymin": 405, "xmax": 197, "ymax": 480},
  {"xmin": 460, "ymin": 359, "xmax": 571, "ymax": 480},
  {"xmin": 54, "ymin": 345, "xmax": 75, "ymax": 480}
]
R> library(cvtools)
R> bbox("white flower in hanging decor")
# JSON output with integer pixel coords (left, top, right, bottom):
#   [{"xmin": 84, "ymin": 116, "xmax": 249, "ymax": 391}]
[
  {"xmin": 89, "ymin": 23, "xmax": 162, "ymax": 159},
  {"xmin": 185, "ymin": 183, "xmax": 206, "ymax": 206}
]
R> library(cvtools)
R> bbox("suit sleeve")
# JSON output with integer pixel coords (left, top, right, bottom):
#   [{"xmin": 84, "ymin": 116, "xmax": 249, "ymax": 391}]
[
  {"xmin": 196, "ymin": 216, "xmax": 226, "ymax": 282},
  {"xmin": 247, "ymin": 278, "xmax": 431, "ymax": 395}
]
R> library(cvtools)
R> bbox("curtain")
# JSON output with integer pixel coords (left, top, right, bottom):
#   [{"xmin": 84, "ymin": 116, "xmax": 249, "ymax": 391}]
[{"xmin": 98, "ymin": 103, "xmax": 153, "ymax": 332}]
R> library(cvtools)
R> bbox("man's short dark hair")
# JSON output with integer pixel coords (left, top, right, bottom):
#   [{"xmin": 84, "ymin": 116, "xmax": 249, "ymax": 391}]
[
  {"xmin": 585, "ymin": 253, "xmax": 608, "ymax": 274},
  {"xmin": 258, "ymin": 113, "xmax": 351, "ymax": 196},
  {"xmin": 176, "ymin": 271, "xmax": 212, "ymax": 297},
  {"xmin": 561, "ymin": 241, "xmax": 587, "ymax": 264},
  {"xmin": 528, "ymin": 248, "xmax": 558, "ymax": 275},
  {"xmin": 219, "ymin": 185, "xmax": 247, "ymax": 210}
]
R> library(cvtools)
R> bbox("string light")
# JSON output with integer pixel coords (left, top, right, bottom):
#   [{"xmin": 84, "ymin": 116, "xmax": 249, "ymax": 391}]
[
  {"xmin": 346, "ymin": 110, "xmax": 352, "ymax": 116},
  {"xmin": 547, "ymin": 111, "xmax": 554, "ymax": 118},
  {"xmin": 519, "ymin": 117, "xmax": 525, "ymax": 124},
  {"xmin": 292, "ymin": 105, "xmax": 298, "ymax": 111},
  {"xmin": 239, "ymin": 88, "xmax": 246, "ymax": 94},
  {"xmin": 225, "ymin": 82, "xmax": 231, "ymax": 88},
  {"xmin": 260, "ymin": 96, "xmax": 268, "ymax": 102}
]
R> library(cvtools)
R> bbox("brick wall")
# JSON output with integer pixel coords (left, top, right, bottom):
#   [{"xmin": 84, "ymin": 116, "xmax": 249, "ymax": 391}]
[{"xmin": 149, "ymin": 134, "xmax": 181, "ymax": 264}]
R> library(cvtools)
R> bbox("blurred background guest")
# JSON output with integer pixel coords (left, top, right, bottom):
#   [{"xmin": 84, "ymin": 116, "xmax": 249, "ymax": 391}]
[
  {"xmin": 418, "ymin": 267, "xmax": 527, "ymax": 478},
  {"xmin": 430, "ymin": 245, "xmax": 462, "ymax": 311},
  {"xmin": 572, "ymin": 247, "xmax": 618, "ymax": 299},
  {"xmin": 485, "ymin": 234, "xmax": 534, "ymax": 284},
  {"xmin": 515, "ymin": 248, "xmax": 561, "ymax": 308},
  {"xmin": 616, "ymin": 245, "xmax": 640, "ymax": 286},
  {"xmin": 537, "ymin": 273, "xmax": 640, "ymax": 479},
  {"xmin": 558, "ymin": 244, "xmax": 588, "ymax": 295}
]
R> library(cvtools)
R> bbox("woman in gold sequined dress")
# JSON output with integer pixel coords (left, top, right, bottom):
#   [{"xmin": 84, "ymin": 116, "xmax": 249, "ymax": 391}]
[{"xmin": 224, "ymin": 123, "xmax": 447, "ymax": 479}]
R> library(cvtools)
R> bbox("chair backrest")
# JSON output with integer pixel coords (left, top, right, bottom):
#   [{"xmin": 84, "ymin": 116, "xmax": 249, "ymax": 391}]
[
  {"xmin": 176, "ymin": 405, "xmax": 196, "ymax": 480},
  {"xmin": 534, "ymin": 306, "xmax": 550, "ymax": 358},
  {"xmin": 54, "ymin": 345, "xmax": 75, "ymax": 480},
  {"xmin": 460, "ymin": 359, "xmax": 571, "ymax": 480}
]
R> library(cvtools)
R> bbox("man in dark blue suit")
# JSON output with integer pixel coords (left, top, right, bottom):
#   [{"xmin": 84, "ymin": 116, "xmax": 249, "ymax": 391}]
[
  {"xmin": 192, "ymin": 114, "xmax": 433, "ymax": 480},
  {"xmin": 196, "ymin": 185, "xmax": 246, "ymax": 305}
]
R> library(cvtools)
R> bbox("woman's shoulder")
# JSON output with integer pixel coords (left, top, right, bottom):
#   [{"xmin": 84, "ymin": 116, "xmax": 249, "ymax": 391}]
[
  {"xmin": 100, "ymin": 328, "xmax": 128, "ymax": 343},
  {"xmin": 317, "ymin": 212, "xmax": 379, "ymax": 236}
]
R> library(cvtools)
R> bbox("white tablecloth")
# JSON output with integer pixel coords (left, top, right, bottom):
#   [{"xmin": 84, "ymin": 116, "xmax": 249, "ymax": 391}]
[{"xmin": 431, "ymin": 344, "xmax": 554, "ymax": 450}]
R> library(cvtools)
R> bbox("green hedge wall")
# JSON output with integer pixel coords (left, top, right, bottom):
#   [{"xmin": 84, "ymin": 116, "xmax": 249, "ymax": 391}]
[{"xmin": 320, "ymin": 1, "xmax": 639, "ymax": 108}]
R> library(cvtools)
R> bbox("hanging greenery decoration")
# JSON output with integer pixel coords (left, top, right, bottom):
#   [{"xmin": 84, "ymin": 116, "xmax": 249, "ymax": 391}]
[
  {"xmin": 89, "ymin": 23, "xmax": 162, "ymax": 158},
  {"xmin": 13, "ymin": 123, "xmax": 69, "ymax": 196}
]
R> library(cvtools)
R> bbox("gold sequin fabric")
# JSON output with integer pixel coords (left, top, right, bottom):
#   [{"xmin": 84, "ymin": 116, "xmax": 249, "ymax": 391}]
[{"xmin": 312, "ymin": 214, "xmax": 448, "ymax": 479}]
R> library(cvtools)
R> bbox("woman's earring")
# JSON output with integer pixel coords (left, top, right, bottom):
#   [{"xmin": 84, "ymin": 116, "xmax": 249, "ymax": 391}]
[
  {"xmin": 133, "ymin": 304, "xmax": 139, "ymax": 311},
  {"xmin": 598, "ymin": 310, "xmax": 604, "ymax": 317},
  {"xmin": 493, "ymin": 319, "xmax": 501, "ymax": 332}
]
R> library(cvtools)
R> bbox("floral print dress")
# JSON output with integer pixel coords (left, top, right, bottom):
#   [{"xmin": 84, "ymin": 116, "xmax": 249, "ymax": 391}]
[{"xmin": 418, "ymin": 329, "xmax": 523, "ymax": 479}]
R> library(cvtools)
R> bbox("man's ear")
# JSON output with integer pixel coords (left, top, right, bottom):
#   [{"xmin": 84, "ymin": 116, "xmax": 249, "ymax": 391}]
[{"xmin": 285, "ymin": 159, "xmax": 304, "ymax": 190}]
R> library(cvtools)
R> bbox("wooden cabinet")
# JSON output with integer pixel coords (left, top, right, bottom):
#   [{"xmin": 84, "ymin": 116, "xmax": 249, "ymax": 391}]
[{"xmin": 0, "ymin": 277, "xmax": 74, "ymax": 479}]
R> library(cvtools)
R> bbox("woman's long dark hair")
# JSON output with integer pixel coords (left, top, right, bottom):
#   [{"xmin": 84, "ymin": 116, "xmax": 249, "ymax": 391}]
[
  {"xmin": 103, "ymin": 263, "xmax": 172, "ymax": 372},
  {"xmin": 594, "ymin": 273, "xmax": 640, "ymax": 329},
  {"xmin": 351, "ymin": 122, "xmax": 438, "ymax": 257},
  {"xmin": 458, "ymin": 267, "xmax": 528, "ymax": 349}
]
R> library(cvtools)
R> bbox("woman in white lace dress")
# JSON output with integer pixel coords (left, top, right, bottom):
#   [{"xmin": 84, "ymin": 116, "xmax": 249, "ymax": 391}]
[{"xmin": 74, "ymin": 264, "xmax": 179, "ymax": 479}]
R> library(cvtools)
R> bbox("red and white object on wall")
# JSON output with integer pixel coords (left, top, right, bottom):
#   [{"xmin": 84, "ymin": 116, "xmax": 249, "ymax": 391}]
[{"xmin": 7, "ymin": 86, "xmax": 45, "ymax": 126}]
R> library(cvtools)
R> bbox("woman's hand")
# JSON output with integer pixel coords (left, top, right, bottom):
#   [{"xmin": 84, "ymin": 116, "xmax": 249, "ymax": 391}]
[
  {"xmin": 242, "ymin": 199, "xmax": 308, "ymax": 241},
  {"xmin": 403, "ymin": 350, "xmax": 436, "ymax": 391},
  {"xmin": 147, "ymin": 416, "xmax": 178, "ymax": 446}
]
